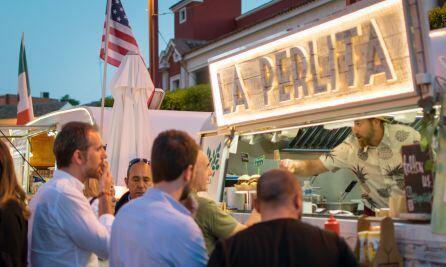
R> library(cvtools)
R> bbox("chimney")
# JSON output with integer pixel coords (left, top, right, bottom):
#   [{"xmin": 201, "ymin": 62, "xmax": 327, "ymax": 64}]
[{"xmin": 40, "ymin": 92, "xmax": 50, "ymax": 98}]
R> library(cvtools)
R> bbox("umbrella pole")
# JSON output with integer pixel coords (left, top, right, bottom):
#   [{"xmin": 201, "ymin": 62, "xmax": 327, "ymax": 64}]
[{"xmin": 100, "ymin": 0, "xmax": 112, "ymax": 135}]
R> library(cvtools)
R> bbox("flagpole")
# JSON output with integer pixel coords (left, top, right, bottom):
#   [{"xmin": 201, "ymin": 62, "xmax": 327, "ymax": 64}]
[
  {"xmin": 148, "ymin": 0, "xmax": 159, "ymax": 87},
  {"xmin": 100, "ymin": 0, "xmax": 112, "ymax": 136}
]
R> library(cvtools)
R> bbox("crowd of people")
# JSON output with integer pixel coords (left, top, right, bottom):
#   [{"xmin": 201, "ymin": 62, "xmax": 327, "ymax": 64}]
[{"xmin": 0, "ymin": 121, "xmax": 358, "ymax": 267}]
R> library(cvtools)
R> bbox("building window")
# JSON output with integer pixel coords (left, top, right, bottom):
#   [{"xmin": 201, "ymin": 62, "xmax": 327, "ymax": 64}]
[
  {"xmin": 179, "ymin": 8, "xmax": 187, "ymax": 24},
  {"xmin": 170, "ymin": 75, "xmax": 181, "ymax": 91},
  {"xmin": 172, "ymin": 80, "xmax": 180, "ymax": 91}
]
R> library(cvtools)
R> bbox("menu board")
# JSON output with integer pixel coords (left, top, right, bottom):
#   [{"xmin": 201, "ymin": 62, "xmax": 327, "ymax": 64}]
[{"xmin": 401, "ymin": 144, "xmax": 434, "ymax": 214}]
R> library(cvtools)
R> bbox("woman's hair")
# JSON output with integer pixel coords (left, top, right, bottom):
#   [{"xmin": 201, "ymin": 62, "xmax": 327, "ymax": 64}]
[
  {"xmin": 83, "ymin": 178, "xmax": 99, "ymax": 198},
  {"xmin": 0, "ymin": 140, "xmax": 30, "ymax": 219}
]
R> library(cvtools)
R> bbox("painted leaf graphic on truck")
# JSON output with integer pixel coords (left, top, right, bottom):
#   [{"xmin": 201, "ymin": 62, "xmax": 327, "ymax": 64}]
[{"xmin": 207, "ymin": 142, "xmax": 222, "ymax": 177}]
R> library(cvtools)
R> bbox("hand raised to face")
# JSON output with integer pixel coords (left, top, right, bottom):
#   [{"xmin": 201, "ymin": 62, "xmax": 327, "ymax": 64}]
[{"xmin": 99, "ymin": 160, "xmax": 113, "ymax": 193}]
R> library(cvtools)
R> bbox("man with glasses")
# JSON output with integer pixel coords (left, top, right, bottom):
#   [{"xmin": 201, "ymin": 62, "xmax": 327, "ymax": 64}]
[
  {"xmin": 114, "ymin": 158, "xmax": 152, "ymax": 214},
  {"xmin": 28, "ymin": 122, "xmax": 114, "ymax": 266}
]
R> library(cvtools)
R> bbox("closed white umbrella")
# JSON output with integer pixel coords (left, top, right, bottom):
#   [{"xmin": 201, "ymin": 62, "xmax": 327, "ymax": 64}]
[{"xmin": 107, "ymin": 53, "xmax": 154, "ymax": 186}]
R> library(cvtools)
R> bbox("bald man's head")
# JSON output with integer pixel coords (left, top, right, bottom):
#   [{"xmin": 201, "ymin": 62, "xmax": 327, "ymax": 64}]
[{"xmin": 255, "ymin": 169, "xmax": 302, "ymax": 219}]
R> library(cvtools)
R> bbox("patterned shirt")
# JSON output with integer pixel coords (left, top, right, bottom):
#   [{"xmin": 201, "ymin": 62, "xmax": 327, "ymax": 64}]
[{"xmin": 320, "ymin": 123, "xmax": 420, "ymax": 209}]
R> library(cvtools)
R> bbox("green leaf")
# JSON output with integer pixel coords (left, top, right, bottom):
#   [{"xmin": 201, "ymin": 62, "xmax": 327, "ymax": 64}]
[
  {"xmin": 420, "ymin": 137, "xmax": 429, "ymax": 151},
  {"xmin": 425, "ymin": 159, "xmax": 435, "ymax": 172}
]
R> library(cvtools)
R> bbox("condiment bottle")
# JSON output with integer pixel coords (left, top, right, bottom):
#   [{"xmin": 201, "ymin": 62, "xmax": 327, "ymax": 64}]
[
  {"xmin": 302, "ymin": 180, "xmax": 313, "ymax": 202},
  {"xmin": 324, "ymin": 213, "xmax": 340, "ymax": 235}
]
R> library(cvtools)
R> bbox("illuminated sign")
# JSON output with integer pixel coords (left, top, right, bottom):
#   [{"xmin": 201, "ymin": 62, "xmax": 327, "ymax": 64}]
[{"xmin": 209, "ymin": 0, "xmax": 414, "ymax": 127}]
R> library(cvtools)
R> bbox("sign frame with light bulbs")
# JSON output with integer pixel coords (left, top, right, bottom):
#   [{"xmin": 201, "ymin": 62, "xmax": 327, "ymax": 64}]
[{"xmin": 209, "ymin": 0, "xmax": 425, "ymax": 130}]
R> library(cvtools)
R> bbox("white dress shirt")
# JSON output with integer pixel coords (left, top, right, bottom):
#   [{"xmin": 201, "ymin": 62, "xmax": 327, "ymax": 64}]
[
  {"xmin": 28, "ymin": 170, "xmax": 114, "ymax": 267},
  {"xmin": 320, "ymin": 123, "xmax": 420, "ymax": 209},
  {"xmin": 110, "ymin": 187, "xmax": 208, "ymax": 267}
]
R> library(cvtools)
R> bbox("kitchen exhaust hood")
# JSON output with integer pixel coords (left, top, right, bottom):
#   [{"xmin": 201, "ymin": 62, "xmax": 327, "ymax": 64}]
[{"xmin": 282, "ymin": 118, "xmax": 424, "ymax": 153}]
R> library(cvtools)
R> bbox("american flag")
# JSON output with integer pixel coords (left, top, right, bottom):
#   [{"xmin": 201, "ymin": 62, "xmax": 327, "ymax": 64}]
[{"xmin": 100, "ymin": 0, "xmax": 140, "ymax": 67}]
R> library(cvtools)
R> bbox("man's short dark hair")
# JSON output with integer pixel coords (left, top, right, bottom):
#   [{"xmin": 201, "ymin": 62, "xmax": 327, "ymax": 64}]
[
  {"xmin": 151, "ymin": 130, "xmax": 198, "ymax": 183},
  {"xmin": 53, "ymin": 122, "xmax": 97, "ymax": 168},
  {"xmin": 257, "ymin": 169, "xmax": 301, "ymax": 206}
]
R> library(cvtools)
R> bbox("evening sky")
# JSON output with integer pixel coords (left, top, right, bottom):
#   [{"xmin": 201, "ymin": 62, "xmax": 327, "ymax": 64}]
[{"xmin": 0, "ymin": 0, "xmax": 270, "ymax": 104}]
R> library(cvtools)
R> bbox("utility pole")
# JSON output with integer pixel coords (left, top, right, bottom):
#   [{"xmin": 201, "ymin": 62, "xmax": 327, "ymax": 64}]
[{"xmin": 148, "ymin": 0, "xmax": 159, "ymax": 88}]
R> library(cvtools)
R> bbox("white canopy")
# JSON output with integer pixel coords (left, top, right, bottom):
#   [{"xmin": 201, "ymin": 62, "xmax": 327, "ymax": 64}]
[
  {"xmin": 107, "ymin": 54, "xmax": 154, "ymax": 186},
  {"xmin": 28, "ymin": 107, "xmax": 213, "ymax": 186}
]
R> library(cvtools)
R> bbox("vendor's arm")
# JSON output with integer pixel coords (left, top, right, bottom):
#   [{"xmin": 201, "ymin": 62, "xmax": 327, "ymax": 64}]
[
  {"xmin": 281, "ymin": 140, "xmax": 354, "ymax": 176},
  {"xmin": 280, "ymin": 158, "xmax": 328, "ymax": 176}
]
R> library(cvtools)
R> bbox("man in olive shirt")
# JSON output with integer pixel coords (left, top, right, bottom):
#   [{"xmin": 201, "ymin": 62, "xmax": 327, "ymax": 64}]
[
  {"xmin": 208, "ymin": 169, "xmax": 358, "ymax": 267},
  {"xmin": 189, "ymin": 150, "xmax": 246, "ymax": 254}
]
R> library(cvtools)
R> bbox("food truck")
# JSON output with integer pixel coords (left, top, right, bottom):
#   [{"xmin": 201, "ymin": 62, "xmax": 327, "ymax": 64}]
[{"xmin": 200, "ymin": 0, "xmax": 446, "ymax": 265}]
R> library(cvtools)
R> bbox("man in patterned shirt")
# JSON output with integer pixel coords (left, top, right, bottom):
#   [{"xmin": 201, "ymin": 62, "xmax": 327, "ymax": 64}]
[{"xmin": 280, "ymin": 117, "xmax": 420, "ymax": 210}]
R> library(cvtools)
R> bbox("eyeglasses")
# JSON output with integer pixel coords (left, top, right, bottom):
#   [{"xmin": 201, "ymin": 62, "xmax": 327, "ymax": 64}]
[
  {"xmin": 127, "ymin": 158, "xmax": 150, "ymax": 176},
  {"xmin": 128, "ymin": 158, "xmax": 150, "ymax": 169}
]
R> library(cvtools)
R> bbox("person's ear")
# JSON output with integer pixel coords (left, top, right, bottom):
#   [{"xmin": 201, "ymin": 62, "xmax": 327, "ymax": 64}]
[
  {"xmin": 294, "ymin": 194, "xmax": 302, "ymax": 216},
  {"xmin": 372, "ymin": 118, "xmax": 381, "ymax": 128},
  {"xmin": 72, "ymin": 149, "xmax": 84, "ymax": 165},
  {"xmin": 183, "ymin": 164, "xmax": 194, "ymax": 183},
  {"xmin": 124, "ymin": 177, "xmax": 129, "ymax": 187},
  {"xmin": 253, "ymin": 198, "xmax": 261, "ymax": 213}
]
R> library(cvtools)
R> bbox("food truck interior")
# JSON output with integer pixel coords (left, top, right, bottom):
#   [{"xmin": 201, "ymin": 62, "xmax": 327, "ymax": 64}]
[
  {"xmin": 0, "ymin": 126, "xmax": 57, "ymax": 195},
  {"xmin": 222, "ymin": 107, "xmax": 438, "ymax": 217}
]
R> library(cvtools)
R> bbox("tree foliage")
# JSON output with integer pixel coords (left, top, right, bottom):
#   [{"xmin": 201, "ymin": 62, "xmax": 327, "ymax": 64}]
[
  {"xmin": 60, "ymin": 94, "xmax": 80, "ymax": 106},
  {"xmin": 88, "ymin": 96, "xmax": 114, "ymax": 107},
  {"xmin": 429, "ymin": 4, "xmax": 446, "ymax": 30},
  {"xmin": 161, "ymin": 84, "xmax": 214, "ymax": 112}
]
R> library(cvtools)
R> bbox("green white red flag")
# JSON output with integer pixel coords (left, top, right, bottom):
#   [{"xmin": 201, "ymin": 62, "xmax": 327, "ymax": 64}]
[{"xmin": 17, "ymin": 33, "xmax": 34, "ymax": 125}]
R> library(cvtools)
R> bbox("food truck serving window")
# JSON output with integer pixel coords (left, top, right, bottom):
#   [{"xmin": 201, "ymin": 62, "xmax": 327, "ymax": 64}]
[{"xmin": 209, "ymin": 0, "xmax": 416, "ymax": 128}]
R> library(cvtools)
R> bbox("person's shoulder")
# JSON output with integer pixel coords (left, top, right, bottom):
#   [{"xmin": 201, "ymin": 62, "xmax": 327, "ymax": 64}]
[
  {"xmin": 1, "ymin": 199, "xmax": 24, "ymax": 216},
  {"xmin": 42, "ymin": 176, "xmax": 79, "ymax": 197},
  {"xmin": 226, "ymin": 219, "xmax": 272, "ymax": 239},
  {"xmin": 387, "ymin": 123, "xmax": 420, "ymax": 142},
  {"xmin": 30, "ymin": 179, "xmax": 63, "ymax": 203},
  {"xmin": 118, "ymin": 191, "xmax": 130, "ymax": 202},
  {"xmin": 196, "ymin": 195, "xmax": 214, "ymax": 205},
  {"xmin": 295, "ymin": 220, "xmax": 334, "ymax": 235},
  {"xmin": 115, "ymin": 191, "xmax": 130, "ymax": 212},
  {"xmin": 115, "ymin": 194, "xmax": 143, "ymax": 219},
  {"xmin": 253, "ymin": 219, "xmax": 338, "ymax": 242},
  {"xmin": 294, "ymin": 220, "xmax": 351, "ymax": 250},
  {"xmin": 388, "ymin": 123, "xmax": 417, "ymax": 133},
  {"xmin": 196, "ymin": 196, "xmax": 219, "ymax": 213},
  {"xmin": 332, "ymin": 135, "xmax": 357, "ymax": 153}
]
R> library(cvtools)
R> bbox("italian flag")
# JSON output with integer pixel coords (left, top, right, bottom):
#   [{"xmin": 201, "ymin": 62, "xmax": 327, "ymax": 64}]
[{"xmin": 17, "ymin": 33, "xmax": 34, "ymax": 125}]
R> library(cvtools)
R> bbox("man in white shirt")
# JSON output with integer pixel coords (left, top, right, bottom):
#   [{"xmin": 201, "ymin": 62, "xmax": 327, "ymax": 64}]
[
  {"xmin": 28, "ymin": 122, "xmax": 114, "ymax": 267},
  {"xmin": 281, "ymin": 118, "xmax": 420, "ymax": 211},
  {"xmin": 110, "ymin": 130, "xmax": 208, "ymax": 267}
]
